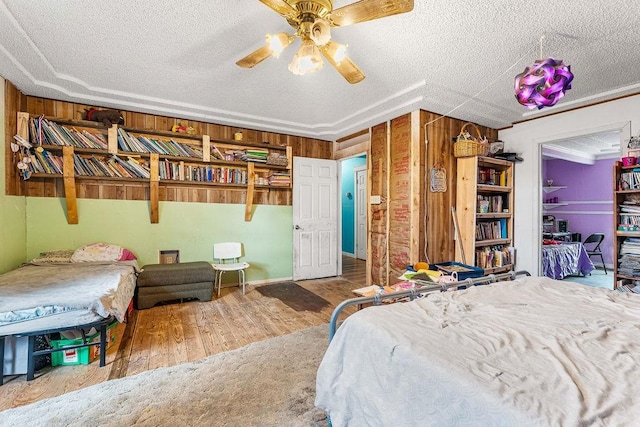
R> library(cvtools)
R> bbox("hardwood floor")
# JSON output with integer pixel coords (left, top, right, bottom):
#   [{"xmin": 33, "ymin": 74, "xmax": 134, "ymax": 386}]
[{"xmin": 0, "ymin": 256, "xmax": 366, "ymax": 411}]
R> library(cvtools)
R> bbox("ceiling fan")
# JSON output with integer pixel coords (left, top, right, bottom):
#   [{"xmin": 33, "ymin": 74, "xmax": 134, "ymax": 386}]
[{"xmin": 236, "ymin": 0, "xmax": 414, "ymax": 84}]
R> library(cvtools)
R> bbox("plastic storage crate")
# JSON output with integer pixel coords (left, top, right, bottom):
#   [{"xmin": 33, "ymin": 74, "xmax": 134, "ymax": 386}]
[{"xmin": 50, "ymin": 321, "xmax": 117, "ymax": 366}]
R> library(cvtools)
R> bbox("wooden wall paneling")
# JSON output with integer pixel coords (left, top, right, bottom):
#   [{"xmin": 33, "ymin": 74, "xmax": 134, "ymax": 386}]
[
  {"xmin": 409, "ymin": 111, "xmax": 421, "ymax": 265},
  {"xmin": 421, "ymin": 112, "xmax": 461, "ymax": 264},
  {"xmin": 4, "ymin": 81, "xmax": 24, "ymax": 196},
  {"xmin": 78, "ymin": 182, "xmax": 101, "ymax": 199},
  {"xmin": 24, "ymin": 179, "xmax": 45, "ymax": 197},
  {"xmin": 189, "ymin": 187, "xmax": 209, "ymax": 203},
  {"xmin": 55, "ymin": 101, "xmax": 74, "ymax": 120},
  {"xmin": 388, "ymin": 114, "xmax": 413, "ymax": 282},
  {"xmin": 369, "ymin": 122, "xmax": 388, "ymax": 285},
  {"xmin": 126, "ymin": 184, "xmax": 148, "ymax": 201},
  {"xmin": 155, "ymin": 116, "xmax": 169, "ymax": 134},
  {"xmin": 7, "ymin": 88, "xmax": 333, "ymax": 211}
]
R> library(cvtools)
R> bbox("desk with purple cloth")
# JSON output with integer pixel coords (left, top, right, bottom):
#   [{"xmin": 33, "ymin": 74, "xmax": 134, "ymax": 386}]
[{"xmin": 542, "ymin": 242, "xmax": 595, "ymax": 279}]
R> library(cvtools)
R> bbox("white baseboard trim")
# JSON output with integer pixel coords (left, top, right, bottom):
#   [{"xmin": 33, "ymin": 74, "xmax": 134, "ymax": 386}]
[{"xmin": 342, "ymin": 251, "xmax": 356, "ymax": 258}]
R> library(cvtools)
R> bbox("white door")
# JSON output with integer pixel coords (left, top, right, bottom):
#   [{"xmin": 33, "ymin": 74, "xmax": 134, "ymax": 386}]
[
  {"xmin": 293, "ymin": 157, "xmax": 338, "ymax": 280},
  {"xmin": 355, "ymin": 166, "xmax": 367, "ymax": 260}
]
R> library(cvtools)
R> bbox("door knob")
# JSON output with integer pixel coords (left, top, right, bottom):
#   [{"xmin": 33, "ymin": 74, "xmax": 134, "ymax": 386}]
[{"xmin": 295, "ymin": 225, "xmax": 302, "ymax": 230}]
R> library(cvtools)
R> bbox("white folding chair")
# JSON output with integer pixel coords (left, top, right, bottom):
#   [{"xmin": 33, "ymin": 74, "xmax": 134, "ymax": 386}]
[{"xmin": 212, "ymin": 242, "xmax": 250, "ymax": 296}]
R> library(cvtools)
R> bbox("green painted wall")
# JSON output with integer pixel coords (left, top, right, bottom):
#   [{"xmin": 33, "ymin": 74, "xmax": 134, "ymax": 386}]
[
  {"xmin": 0, "ymin": 76, "xmax": 27, "ymax": 274},
  {"xmin": 25, "ymin": 198, "xmax": 293, "ymax": 282}
]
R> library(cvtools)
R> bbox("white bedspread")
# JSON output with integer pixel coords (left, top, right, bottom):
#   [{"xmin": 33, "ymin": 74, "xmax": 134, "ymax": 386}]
[
  {"xmin": 316, "ymin": 276, "xmax": 640, "ymax": 426},
  {"xmin": 0, "ymin": 261, "xmax": 137, "ymax": 335}
]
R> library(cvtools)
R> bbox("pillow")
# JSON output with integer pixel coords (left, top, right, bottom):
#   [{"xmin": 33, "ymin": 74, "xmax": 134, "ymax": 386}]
[
  {"xmin": 29, "ymin": 249, "xmax": 74, "ymax": 264},
  {"xmin": 71, "ymin": 243, "xmax": 136, "ymax": 263}
]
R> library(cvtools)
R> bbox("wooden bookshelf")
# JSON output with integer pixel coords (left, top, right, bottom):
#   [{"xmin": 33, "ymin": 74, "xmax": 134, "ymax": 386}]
[
  {"xmin": 455, "ymin": 156, "xmax": 515, "ymax": 272},
  {"xmin": 15, "ymin": 112, "xmax": 293, "ymax": 223}
]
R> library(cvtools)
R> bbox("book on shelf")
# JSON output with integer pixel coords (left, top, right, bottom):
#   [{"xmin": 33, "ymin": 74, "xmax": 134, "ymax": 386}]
[{"xmin": 211, "ymin": 145, "xmax": 225, "ymax": 160}]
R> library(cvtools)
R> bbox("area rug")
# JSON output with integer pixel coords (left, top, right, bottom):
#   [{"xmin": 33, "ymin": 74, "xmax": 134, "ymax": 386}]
[
  {"xmin": 0, "ymin": 325, "xmax": 329, "ymax": 427},
  {"xmin": 257, "ymin": 282, "xmax": 330, "ymax": 312}
]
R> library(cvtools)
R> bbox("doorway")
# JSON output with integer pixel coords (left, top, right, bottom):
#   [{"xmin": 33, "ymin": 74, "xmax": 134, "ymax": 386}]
[
  {"xmin": 340, "ymin": 155, "xmax": 367, "ymax": 261},
  {"xmin": 354, "ymin": 165, "xmax": 367, "ymax": 260},
  {"xmin": 539, "ymin": 129, "xmax": 623, "ymax": 289}
]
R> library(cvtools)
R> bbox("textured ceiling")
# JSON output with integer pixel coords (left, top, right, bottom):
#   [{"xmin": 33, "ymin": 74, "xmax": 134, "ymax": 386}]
[{"xmin": 0, "ymin": 0, "xmax": 639, "ymax": 141}]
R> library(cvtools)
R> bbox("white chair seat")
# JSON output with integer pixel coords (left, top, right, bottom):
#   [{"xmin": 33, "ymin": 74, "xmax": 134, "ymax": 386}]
[{"xmin": 211, "ymin": 262, "xmax": 249, "ymax": 272}]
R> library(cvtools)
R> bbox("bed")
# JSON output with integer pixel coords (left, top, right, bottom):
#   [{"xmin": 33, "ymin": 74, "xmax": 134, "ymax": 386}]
[
  {"xmin": 316, "ymin": 274, "xmax": 640, "ymax": 426},
  {"xmin": 542, "ymin": 242, "xmax": 594, "ymax": 279},
  {"xmin": 0, "ymin": 244, "xmax": 138, "ymax": 383}
]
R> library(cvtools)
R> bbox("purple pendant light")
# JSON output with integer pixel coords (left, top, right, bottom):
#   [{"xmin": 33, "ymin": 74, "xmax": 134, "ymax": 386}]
[{"xmin": 514, "ymin": 36, "xmax": 574, "ymax": 110}]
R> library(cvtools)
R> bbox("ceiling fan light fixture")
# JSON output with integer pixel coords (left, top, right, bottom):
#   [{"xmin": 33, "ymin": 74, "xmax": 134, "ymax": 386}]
[
  {"xmin": 266, "ymin": 33, "xmax": 293, "ymax": 58},
  {"xmin": 325, "ymin": 41, "xmax": 348, "ymax": 64},
  {"xmin": 310, "ymin": 18, "xmax": 331, "ymax": 46},
  {"xmin": 288, "ymin": 39, "xmax": 324, "ymax": 75}
]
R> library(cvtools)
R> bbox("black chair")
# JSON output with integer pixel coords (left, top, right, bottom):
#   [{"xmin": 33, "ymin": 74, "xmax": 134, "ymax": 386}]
[{"xmin": 583, "ymin": 233, "xmax": 606, "ymax": 274}]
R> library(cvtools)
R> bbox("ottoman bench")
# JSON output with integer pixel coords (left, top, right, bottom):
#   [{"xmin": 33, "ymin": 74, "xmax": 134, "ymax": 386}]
[{"xmin": 136, "ymin": 262, "xmax": 215, "ymax": 309}]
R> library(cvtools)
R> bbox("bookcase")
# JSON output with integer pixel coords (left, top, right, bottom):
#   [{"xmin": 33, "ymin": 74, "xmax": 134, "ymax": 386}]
[
  {"xmin": 455, "ymin": 156, "xmax": 515, "ymax": 273},
  {"xmin": 13, "ymin": 112, "xmax": 292, "ymax": 224},
  {"xmin": 613, "ymin": 160, "xmax": 640, "ymax": 289}
]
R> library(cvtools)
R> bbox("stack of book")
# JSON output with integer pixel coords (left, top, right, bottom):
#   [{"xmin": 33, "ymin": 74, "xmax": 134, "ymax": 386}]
[
  {"xmin": 619, "ymin": 202, "xmax": 640, "ymax": 231},
  {"xmin": 268, "ymin": 173, "xmax": 291, "ymax": 186},
  {"xmin": 239, "ymin": 148, "xmax": 268, "ymax": 163},
  {"xmin": 618, "ymin": 238, "xmax": 640, "ymax": 277}
]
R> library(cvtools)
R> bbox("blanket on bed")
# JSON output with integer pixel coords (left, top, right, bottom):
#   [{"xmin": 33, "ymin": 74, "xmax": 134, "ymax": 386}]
[
  {"xmin": 0, "ymin": 262, "xmax": 137, "ymax": 335},
  {"xmin": 316, "ymin": 277, "xmax": 640, "ymax": 426}
]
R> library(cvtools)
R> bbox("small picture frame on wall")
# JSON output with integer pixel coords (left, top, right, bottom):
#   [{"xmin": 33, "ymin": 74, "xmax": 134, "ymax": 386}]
[{"xmin": 159, "ymin": 249, "xmax": 180, "ymax": 264}]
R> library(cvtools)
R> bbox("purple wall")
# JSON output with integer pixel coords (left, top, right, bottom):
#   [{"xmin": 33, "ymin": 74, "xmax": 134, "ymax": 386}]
[{"xmin": 543, "ymin": 158, "xmax": 615, "ymax": 265}]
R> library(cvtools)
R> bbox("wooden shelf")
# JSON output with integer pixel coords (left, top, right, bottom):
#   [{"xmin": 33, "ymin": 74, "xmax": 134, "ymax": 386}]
[
  {"xmin": 477, "ymin": 184, "xmax": 512, "ymax": 193},
  {"xmin": 476, "ymin": 212, "xmax": 512, "ymax": 219},
  {"xmin": 16, "ymin": 112, "xmax": 293, "ymax": 224},
  {"xmin": 483, "ymin": 265, "xmax": 513, "ymax": 274},
  {"xmin": 475, "ymin": 238, "xmax": 512, "ymax": 247}
]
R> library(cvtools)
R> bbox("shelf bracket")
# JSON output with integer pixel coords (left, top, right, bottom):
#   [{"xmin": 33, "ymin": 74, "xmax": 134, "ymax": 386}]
[
  {"xmin": 62, "ymin": 146, "xmax": 79, "ymax": 224},
  {"xmin": 245, "ymin": 162, "xmax": 255, "ymax": 221},
  {"xmin": 150, "ymin": 153, "xmax": 159, "ymax": 223}
]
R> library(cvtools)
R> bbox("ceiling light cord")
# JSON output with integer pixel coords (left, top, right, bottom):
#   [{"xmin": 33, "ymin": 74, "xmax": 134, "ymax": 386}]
[{"xmin": 423, "ymin": 45, "xmax": 538, "ymax": 128}]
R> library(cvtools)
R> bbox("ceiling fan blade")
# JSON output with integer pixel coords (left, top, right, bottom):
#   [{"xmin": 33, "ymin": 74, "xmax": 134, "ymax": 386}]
[
  {"xmin": 259, "ymin": 0, "xmax": 298, "ymax": 19},
  {"xmin": 236, "ymin": 44, "xmax": 273, "ymax": 68},
  {"xmin": 320, "ymin": 42, "xmax": 365, "ymax": 84},
  {"xmin": 330, "ymin": 0, "xmax": 414, "ymax": 27}
]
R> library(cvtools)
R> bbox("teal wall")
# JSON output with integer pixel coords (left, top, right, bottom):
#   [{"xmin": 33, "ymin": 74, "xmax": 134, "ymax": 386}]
[
  {"xmin": 25, "ymin": 198, "xmax": 293, "ymax": 282},
  {"xmin": 341, "ymin": 156, "xmax": 366, "ymax": 254},
  {"xmin": 0, "ymin": 76, "xmax": 28, "ymax": 274}
]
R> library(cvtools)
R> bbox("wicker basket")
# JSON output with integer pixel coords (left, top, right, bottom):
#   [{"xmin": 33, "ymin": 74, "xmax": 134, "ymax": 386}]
[{"xmin": 454, "ymin": 123, "xmax": 489, "ymax": 158}]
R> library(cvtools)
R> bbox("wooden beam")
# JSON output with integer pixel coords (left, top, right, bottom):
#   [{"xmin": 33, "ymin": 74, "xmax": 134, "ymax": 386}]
[
  {"xmin": 107, "ymin": 125, "xmax": 118, "ymax": 154},
  {"xmin": 150, "ymin": 153, "xmax": 159, "ymax": 223},
  {"xmin": 202, "ymin": 134, "xmax": 210, "ymax": 162},
  {"xmin": 62, "ymin": 146, "xmax": 78, "ymax": 224},
  {"xmin": 245, "ymin": 162, "xmax": 255, "ymax": 221}
]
